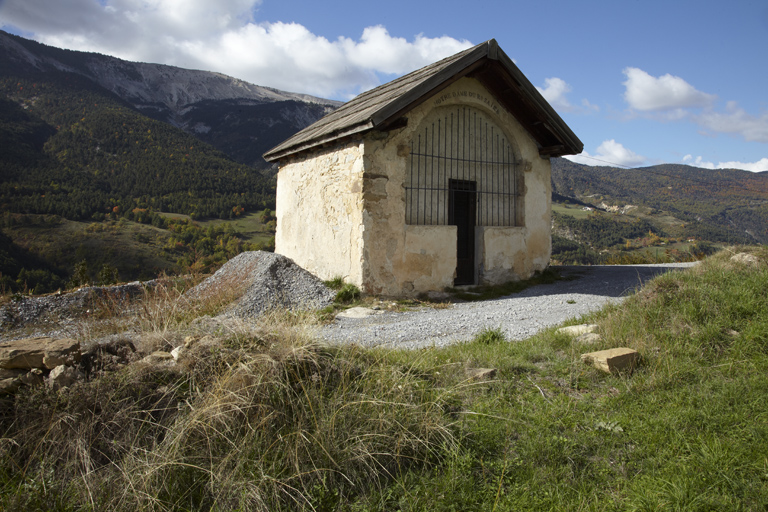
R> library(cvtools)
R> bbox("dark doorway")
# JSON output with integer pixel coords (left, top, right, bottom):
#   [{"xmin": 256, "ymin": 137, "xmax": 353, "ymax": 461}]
[{"xmin": 449, "ymin": 179, "xmax": 476, "ymax": 285}]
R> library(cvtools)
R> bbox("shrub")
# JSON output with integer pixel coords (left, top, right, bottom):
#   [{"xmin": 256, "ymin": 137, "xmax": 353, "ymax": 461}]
[{"xmin": 334, "ymin": 283, "xmax": 361, "ymax": 303}]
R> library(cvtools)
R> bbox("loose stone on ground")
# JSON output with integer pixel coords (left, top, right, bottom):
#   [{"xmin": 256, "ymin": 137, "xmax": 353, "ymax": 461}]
[{"xmin": 581, "ymin": 348, "xmax": 640, "ymax": 374}]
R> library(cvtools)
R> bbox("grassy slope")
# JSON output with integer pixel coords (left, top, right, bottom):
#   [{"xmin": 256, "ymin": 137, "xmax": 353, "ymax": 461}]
[{"xmin": 1, "ymin": 247, "xmax": 767, "ymax": 511}]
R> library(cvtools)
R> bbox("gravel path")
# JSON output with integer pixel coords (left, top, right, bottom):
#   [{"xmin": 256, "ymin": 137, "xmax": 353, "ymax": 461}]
[{"xmin": 321, "ymin": 263, "xmax": 697, "ymax": 349}]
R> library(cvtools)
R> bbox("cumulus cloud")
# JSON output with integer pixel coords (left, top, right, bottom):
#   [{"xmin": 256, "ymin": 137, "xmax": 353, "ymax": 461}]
[
  {"xmin": 695, "ymin": 101, "xmax": 768, "ymax": 143},
  {"xmin": 536, "ymin": 77, "xmax": 599, "ymax": 115},
  {"xmin": 623, "ymin": 67, "xmax": 716, "ymax": 112},
  {"xmin": 0, "ymin": 0, "xmax": 471, "ymax": 98},
  {"xmin": 682, "ymin": 155, "xmax": 768, "ymax": 172},
  {"xmin": 564, "ymin": 139, "xmax": 646, "ymax": 168},
  {"xmin": 536, "ymin": 77, "xmax": 572, "ymax": 111}
]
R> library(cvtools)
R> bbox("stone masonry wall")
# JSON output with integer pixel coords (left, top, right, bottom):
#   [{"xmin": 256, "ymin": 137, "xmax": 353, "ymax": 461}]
[{"xmin": 360, "ymin": 77, "xmax": 552, "ymax": 295}]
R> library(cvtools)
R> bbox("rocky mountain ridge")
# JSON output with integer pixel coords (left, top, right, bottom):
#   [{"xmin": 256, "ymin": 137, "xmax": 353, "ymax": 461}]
[
  {"xmin": 0, "ymin": 30, "xmax": 340, "ymax": 167},
  {"xmin": 0, "ymin": 30, "xmax": 340, "ymax": 113}
]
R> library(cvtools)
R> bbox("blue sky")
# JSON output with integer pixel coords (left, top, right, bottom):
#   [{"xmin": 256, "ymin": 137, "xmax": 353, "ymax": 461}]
[{"xmin": 1, "ymin": 0, "xmax": 767, "ymax": 171}]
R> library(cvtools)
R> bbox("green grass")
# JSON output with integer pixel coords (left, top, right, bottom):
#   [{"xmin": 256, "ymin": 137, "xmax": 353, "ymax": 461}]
[
  {"xmin": 2, "ymin": 246, "xmax": 767, "ymax": 511},
  {"xmin": 198, "ymin": 210, "xmax": 275, "ymax": 244},
  {"xmin": 552, "ymin": 202, "xmax": 597, "ymax": 220}
]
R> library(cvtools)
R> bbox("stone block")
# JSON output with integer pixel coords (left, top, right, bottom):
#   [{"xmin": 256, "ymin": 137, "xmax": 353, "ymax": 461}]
[
  {"xmin": 558, "ymin": 324, "xmax": 599, "ymax": 337},
  {"xmin": 19, "ymin": 369, "xmax": 45, "ymax": 387},
  {"xmin": 141, "ymin": 351, "xmax": 175, "ymax": 365},
  {"xmin": 576, "ymin": 333, "xmax": 603, "ymax": 344},
  {"xmin": 336, "ymin": 306, "xmax": 380, "ymax": 319},
  {"xmin": 47, "ymin": 365, "xmax": 80, "ymax": 390},
  {"xmin": 0, "ymin": 337, "xmax": 80, "ymax": 370},
  {"xmin": 581, "ymin": 348, "xmax": 639, "ymax": 374},
  {"xmin": 0, "ymin": 368, "xmax": 26, "ymax": 394}
]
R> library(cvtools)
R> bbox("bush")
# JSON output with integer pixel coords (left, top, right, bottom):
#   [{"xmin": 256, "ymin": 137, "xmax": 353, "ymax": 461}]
[{"xmin": 334, "ymin": 283, "xmax": 361, "ymax": 303}]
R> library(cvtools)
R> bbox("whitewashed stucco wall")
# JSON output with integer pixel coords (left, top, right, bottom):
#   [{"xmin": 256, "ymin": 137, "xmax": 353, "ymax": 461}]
[{"xmin": 274, "ymin": 142, "xmax": 366, "ymax": 285}]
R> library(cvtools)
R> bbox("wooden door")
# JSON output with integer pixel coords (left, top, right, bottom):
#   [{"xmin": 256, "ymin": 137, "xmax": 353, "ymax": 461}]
[{"xmin": 449, "ymin": 179, "xmax": 476, "ymax": 285}]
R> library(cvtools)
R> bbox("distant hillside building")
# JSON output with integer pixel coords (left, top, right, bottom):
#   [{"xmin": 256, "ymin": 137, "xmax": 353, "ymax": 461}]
[{"xmin": 264, "ymin": 39, "xmax": 582, "ymax": 296}]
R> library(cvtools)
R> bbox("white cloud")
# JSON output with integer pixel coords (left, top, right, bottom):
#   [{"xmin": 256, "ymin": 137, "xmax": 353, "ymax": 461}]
[
  {"xmin": 0, "ymin": 0, "xmax": 471, "ymax": 98},
  {"xmin": 623, "ymin": 67, "xmax": 716, "ymax": 112},
  {"xmin": 695, "ymin": 101, "xmax": 768, "ymax": 143},
  {"xmin": 581, "ymin": 98, "xmax": 600, "ymax": 113},
  {"xmin": 682, "ymin": 155, "xmax": 768, "ymax": 172},
  {"xmin": 564, "ymin": 139, "xmax": 646, "ymax": 168},
  {"xmin": 536, "ymin": 77, "xmax": 572, "ymax": 112},
  {"xmin": 536, "ymin": 77, "xmax": 600, "ymax": 115}
]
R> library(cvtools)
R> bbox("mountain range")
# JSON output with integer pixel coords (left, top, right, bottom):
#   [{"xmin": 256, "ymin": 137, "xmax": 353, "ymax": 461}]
[
  {"xmin": 1, "ymin": 29, "xmax": 767, "ymax": 290},
  {"xmin": 0, "ymin": 29, "xmax": 339, "ymax": 169}
]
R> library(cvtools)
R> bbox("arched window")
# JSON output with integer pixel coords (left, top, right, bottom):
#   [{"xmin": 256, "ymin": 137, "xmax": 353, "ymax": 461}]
[{"xmin": 406, "ymin": 106, "xmax": 522, "ymax": 227}]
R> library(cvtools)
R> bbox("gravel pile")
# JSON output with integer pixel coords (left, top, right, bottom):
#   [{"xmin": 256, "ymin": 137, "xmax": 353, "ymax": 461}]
[
  {"xmin": 321, "ymin": 263, "xmax": 697, "ymax": 349},
  {"xmin": 0, "ymin": 281, "xmax": 154, "ymax": 341},
  {"xmin": 187, "ymin": 251, "xmax": 335, "ymax": 320}
]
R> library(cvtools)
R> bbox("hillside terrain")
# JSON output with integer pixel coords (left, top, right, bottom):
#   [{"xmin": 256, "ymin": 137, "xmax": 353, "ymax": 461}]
[
  {"xmin": 0, "ymin": 31, "xmax": 325, "ymax": 291},
  {"xmin": 549, "ymin": 158, "xmax": 768, "ymax": 264},
  {"xmin": 0, "ymin": 30, "xmax": 339, "ymax": 168},
  {"xmin": 551, "ymin": 158, "xmax": 768, "ymax": 244},
  {"xmin": 1, "ymin": 30, "xmax": 767, "ymax": 291}
]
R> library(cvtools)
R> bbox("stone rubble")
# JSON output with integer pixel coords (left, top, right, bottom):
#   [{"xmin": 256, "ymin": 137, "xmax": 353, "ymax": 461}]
[
  {"xmin": 0, "ymin": 337, "xmax": 83, "ymax": 394},
  {"xmin": 0, "ymin": 280, "xmax": 154, "ymax": 339}
]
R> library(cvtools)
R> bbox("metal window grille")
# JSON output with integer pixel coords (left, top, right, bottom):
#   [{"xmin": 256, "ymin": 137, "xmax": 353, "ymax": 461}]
[{"xmin": 405, "ymin": 106, "xmax": 521, "ymax": 226}]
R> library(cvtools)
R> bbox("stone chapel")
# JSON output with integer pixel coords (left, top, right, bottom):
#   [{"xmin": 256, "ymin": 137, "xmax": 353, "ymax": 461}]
[{"xmin": 264, "ymin": 39, "xmax": 583, "ymax": 296}]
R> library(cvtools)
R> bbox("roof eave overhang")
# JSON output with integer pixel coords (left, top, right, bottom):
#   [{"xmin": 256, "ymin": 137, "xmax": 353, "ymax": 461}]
[{"xmin": 263, "ymin": 121, "xmax": 374, "ymax": 161}]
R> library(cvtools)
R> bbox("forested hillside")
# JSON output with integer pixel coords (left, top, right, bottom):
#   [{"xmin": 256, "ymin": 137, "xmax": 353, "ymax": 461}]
[
  {"xmin": 0, "ymin": 73, "xmax": 273, "ymax": 221},
  {"xmin": 551, "ymin": 158, "xmax": 768, "ymax": 244}
]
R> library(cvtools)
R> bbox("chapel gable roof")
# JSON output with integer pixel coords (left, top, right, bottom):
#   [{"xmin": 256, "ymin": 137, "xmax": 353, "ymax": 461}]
[{"xmin": 264, "ymin": 39, "xmax": 583, "ymax": 161}]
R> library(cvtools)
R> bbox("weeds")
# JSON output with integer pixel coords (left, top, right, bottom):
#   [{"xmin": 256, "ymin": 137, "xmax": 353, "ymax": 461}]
[{"xmin": 334, "ymin": 283, "xmax": 361, "ymax": 304}]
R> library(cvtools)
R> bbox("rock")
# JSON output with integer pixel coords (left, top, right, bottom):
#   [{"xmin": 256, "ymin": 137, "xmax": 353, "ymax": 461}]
[
  {"xmin": 0, "ymin": 337, "xmax": 81, "ymax": 370},
  {"xmin": 336, "ymin": 306, "xmax": 381, "ymax": 319},
  {"xmin": 0, "ymin": 368, "xmax": 25, "ymax": 394},
  {"xmin": 730, "ymin": 253, "xmax": 760, "ymax": 266},
  {"xmin": 81, "ymin": 336, "xmax": 138, "ymax": 376},
  {"xmin": 0, "ymin": 368, "xmax": 25, "ymax": 380},
  {"xmin": 19, "ymin": 368, "xmax": 45, "ymax": 387},
  {"xmin": 581, "ymin": 348, "xmax": 639, "ymax": 374},
  {"xmin": 465, "ymin": 368, "xmax": 497, "ymax": 381},
  {"xmin": 141, "ymin": 351, "xmax": 175, "ymax": 364},
  {"xmin": 558, "ymin": 324, "xmax": 599, "ymax": 337},
  {"xmin": 0, "ymin": 377, "xmax": 22, "ymax": 395},
  {"xmin": 171, "ymin": 346, "xmax": 185, "ymax": 361},
  {"xmin": 576, "ymin": 333, "xmax": 603, "ymax": 344},
  {"xmin": 47, "ymin": 365, "xmax": 80, "ymax": 390}
]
